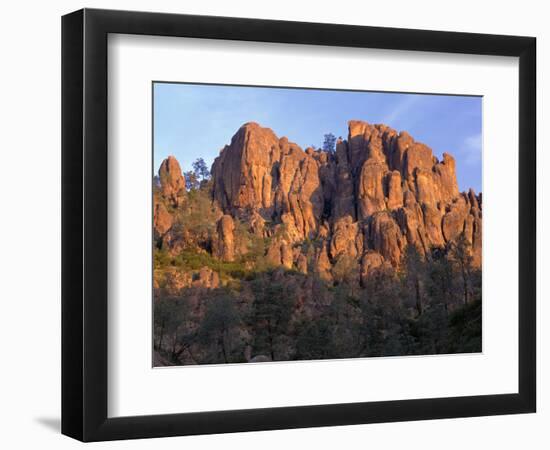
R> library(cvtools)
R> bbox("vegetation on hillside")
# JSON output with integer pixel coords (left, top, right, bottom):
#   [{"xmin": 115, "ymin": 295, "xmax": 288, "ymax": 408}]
[{"xmin": 154, "ymin": 262, "xmax": 481, "ymax": 365}]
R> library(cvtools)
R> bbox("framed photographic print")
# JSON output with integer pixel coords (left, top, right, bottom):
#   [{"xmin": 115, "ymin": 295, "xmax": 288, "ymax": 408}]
[{"xmin": 62, "ymin": 8, "xmax": 536, "ymax": 442}]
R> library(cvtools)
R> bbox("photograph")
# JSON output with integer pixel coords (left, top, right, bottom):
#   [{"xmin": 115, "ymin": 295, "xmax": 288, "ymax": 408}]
[{"xmin": 152, "ymin": 83, "xmax": 483, "ymax": 366}]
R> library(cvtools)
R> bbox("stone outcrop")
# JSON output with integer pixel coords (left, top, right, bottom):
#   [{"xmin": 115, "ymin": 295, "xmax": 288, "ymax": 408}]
[
  {"xmin": 153, "ymin": 201, "xmax": 173, "ymax": 239},
  {"xmin": 196, "ymin": 267, "xmax": 221, "ymax": 289},
  {"xmin": 212, "ymin": 122, "xmax": 324, "ymax": 242},
  {"xmin": 314, "ymin": 243, "xmax": 333, "ymax": 282},
  {"xmin": 162, "ymin": 266, "xmax": 221, "ymax": 294},
  {"xmin": 211, "ymin": 120, "xmax": 482, "ymax": 274},
  {"xmin": 155, "ymin": 119, "xmax": 481, "ymax": 289},
  {"xmin": 159, "ymin": 155, "xmax": 186, "ymax": 206},
  {"xmin": 329, "ymin": 216, "xmax": 362, "ymax": 260},
  {"xmin": 265, "ymin": 240, "xmax": 294, "ymax": 269},
  {"xmin": 368, "ymin": 211, "xmax": 406, "ymax": 267},
  {"xmin": 214, "ymin": 215, "xmax": 236, "ymax": 262},
  {"xmin": 360, "ymin": 251, "xmax": 387, "ymax": 284}
]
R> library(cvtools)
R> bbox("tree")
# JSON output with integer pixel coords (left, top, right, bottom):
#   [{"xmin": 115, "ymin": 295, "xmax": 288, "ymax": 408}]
[
  {"xmin": 448, "ymin": 232, "xmax": 474, "ymax": 305},
  {"xmin": 184, "ymin": 170, "xmax": 200, "ymax": 191},
  {"xmin": 183, "ymin": 158, "xmax": 211, "ymax": 191},
  {"xmin": 322, "ymin": 133, "xmax": 337, "ymax": 153},
  {"xmin": 426, "ymin": 247, "xmax": 459, "ymax": 312},
  {"xmin": 153, "ymin": 296, "xmax": 191, "ymax": 362},
  {"xmin": 447, "ymin": 299, "xmax": 482, "ymax": 353},
  {"xmin": 249, "ymin": 273, "xmax": 296, "ymax": 361},
  {"xmin": 192, "ymin": 158, "xmax": 211, "ymax": 182},
  {"xmin": 198, "ymin": 290, "xmax": 242, "ymax": 363},
  {"xmin": 402, "ymin": 245, "xmax": 426, "ymax": 316},
  {"xmin": 153, "ymin": 175, "xmax": 161, "ymax": 190},
  {"xmin": 331, "ymin": 255, "xmax": 359, "ymax": 291},
  {"xmin": 295, "ymin": 317, "xmax": 332, "ymax": 360},
  {"xmin": 326, "ymin": 285, "xmax": 362, "ymax": 358},
  {"xmin": 359, "ymin": 268, "xmax": 408, "ymax": 357}
]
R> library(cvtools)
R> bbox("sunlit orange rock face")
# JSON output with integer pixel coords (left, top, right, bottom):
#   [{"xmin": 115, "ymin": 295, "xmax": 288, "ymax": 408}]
[
  {"xmin": 210, "ymin": 121, "xmax": 482, "ymax": 274},
  {"xmin": 213, "ymin": 214, "xmax": 236, "ymax": 262},
  {"xmin": 212, "ymin": 122, "xmax": 325, "ymax": 242},
  {"xmin": 158, "ymin": 155, "xmax": 186, "ymax": 207},
  {"xmin": 153, "ymin": 202, "xmax": 173, "ymax": 239}
]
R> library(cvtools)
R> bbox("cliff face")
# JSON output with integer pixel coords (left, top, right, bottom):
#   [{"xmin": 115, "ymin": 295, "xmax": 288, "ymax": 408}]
[
  {"xmin": 155, "ymin": 120, "xmax": 481, "ymax": 287},
  {"xmin": 209, "ymin": 121, "xmax": 481, "ymax": 282}
]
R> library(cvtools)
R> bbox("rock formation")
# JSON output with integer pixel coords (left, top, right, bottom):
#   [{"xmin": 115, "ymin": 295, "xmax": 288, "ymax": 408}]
[
  {"xmin": 161, "ymin": 266, "xmax": 221, "ymax": 295},
  {"xmin": 159, "ymin": 155, "xmax": 186, "ymax": 207},
  {"xmin": 155, "ymin": 120, "xmax": 482, "ymax": 287},
  {"xmin": 153, "ymin": 201, "xmax": 173, "ymax": 239},
  {"xmin": 214, "ymin": 215, "xmax": 236, "ymax": 262},
  {"xmin": 212, "ymin": 123, "xmax": 325, "ymax": 242},
  {"xmin": 210, "ymin": 121, "xmax": 482, "ymax": 274}
]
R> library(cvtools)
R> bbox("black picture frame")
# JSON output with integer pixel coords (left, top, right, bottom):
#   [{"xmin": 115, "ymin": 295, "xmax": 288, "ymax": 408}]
[{"xmin": 62, "ymin": 8, "xmax": 536, "ymax": 442}]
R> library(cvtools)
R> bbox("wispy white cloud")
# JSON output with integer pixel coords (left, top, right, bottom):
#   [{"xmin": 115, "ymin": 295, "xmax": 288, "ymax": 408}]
[
  {"xmin": 382, "ymin": 95, "xmax": 422, "ymax": 126},
  {"xmin": 460, "ymin": 133, "xmax": 482, "ymax": 165}
]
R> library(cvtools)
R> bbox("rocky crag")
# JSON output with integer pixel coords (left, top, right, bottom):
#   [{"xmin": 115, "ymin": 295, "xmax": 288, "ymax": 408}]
[
  {"xmin": 154, "ymin": 120, "xmax": 481, "ymax": 289},
  {"xmin": 153, "ymin": 120, "xmax": 483, "ymax": 365}
]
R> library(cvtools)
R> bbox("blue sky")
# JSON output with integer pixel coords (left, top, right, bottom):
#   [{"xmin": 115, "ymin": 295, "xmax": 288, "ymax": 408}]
[{"xmin": 154, "ymin": 83, "xmax": 482, "ymax": 193}]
